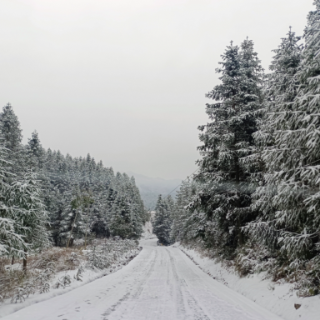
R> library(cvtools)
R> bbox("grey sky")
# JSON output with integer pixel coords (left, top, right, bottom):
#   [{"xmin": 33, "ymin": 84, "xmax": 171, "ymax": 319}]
[{"xmin": 0, "ymin": 0, "xmax": 314, "ymax": 179}]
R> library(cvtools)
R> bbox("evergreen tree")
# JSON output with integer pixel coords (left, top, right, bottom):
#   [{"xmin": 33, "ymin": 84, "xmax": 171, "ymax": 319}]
[
  {"xmin": 27, "ymin": 131, "xmax": 45, "ymax": 169},
  {"xmin": 0, "ymin": 103, "xmax": 22, "ymax": 153},
  {"xmin": 8, "ymin": 171, "xmax": 50, "ymax": 269},
  {"xmin": 247, "ymin": 28, "xmax": 303, "ymax": 256},
  {"xmin": 109, "ymin": 195, "xmax": 133, "ymax": 239},
  {"xmin": 170, "ymin": 179, "xmax": 204, "ymax": 244},
  {"xmin": 248, "ymin": 2, "xmax": 320, "ymax": 267},
  {"xmin": 194, "ymin": 39, "xmax": 264, "ymax": 257},
  {"xmin": 0, "ymin": 103, "xmax": 23, "ymax": 175},
  {"xmin": 0, "ymin": 137, "xmax": 25, "ymax": 257},
  {"xmin": 153, "ymin": 195, "xmax": 172, "ymax": 245}
]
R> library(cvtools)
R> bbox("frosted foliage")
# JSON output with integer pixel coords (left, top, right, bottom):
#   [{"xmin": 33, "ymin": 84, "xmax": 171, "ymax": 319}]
[
  {"xmin": 170, "ymin": 179, "xmax": 204, "ymax": 244},
  {"xmin": 167, "ymin": 2, "xmax": 320, "ymax": 296},
  {"xmin": 248, "ymin": 29, "xmax": 303, "ymax": 256},
  {"xmin": 27, "ymin": 131, "xmax": 45, "ymax": 169},
  {"xmin": 194, "ymin": 39, "xmax": 264, "ymax": 257},
  {"xmin": 0, "ymin": 218, "xmax": 24, "ymax": 256},
  {"xmin": 249, "ymin": 4, "xmax": 320, "ymax": 266},
  {"xmin": 0, "ymin": 103, "xmax": 22, "ymax": 153},
  {"xmin": 153, "ymin": 195, "xmax": 173, "ymax": 245},
  {"xmin": 0, "ymin": 104, "xmax": 146, "ymax": 261},
  {"xmin": 0, "ymin": 136, "xmax": 26, "ymax": 257},
  {"xmin": 8, "ymin": 171, "xmax": 50, "ymax": 253},
  {"xmin": 42, "ymin": 152, "xmax": 145, "ymax": 246}
]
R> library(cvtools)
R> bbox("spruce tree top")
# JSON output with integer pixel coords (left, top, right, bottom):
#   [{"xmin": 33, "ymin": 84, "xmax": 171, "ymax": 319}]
[
  {"xmin": 0, "ymin": 103, "xmax": 22, "ymax": 152},
  {"xmin": 197, "ymin": 40, "xmax": 263, "ymax": 184}
]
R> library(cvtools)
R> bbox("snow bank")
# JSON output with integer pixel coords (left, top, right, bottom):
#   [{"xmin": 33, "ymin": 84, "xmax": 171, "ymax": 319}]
[{"xmin": 176, "ymin": 244, "xmax": 320, "ymax": 320}]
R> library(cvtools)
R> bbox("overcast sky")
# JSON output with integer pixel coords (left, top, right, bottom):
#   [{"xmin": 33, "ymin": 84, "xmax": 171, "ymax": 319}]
[{"xmin": 0, "ymin": 0, "xmax": 314, "ymax": 179}]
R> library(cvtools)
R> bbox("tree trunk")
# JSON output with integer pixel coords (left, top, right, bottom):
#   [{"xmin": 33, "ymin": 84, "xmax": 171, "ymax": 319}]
[
  {"xmin": 67, "ymin": 210, "xmax": 79, "ymax": 248},
  {"xmin": 23, "ymin": 249, "xmax": 27, "ymax": 272},
  {"xmin": 11, "ymin": 256, "xmax": 15, "ymax": 265}
]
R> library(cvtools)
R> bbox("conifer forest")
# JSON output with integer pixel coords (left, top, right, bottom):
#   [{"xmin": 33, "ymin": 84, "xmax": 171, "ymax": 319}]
[
  {"xmin": 1, "ymin": 1, "xmax": 320, "ymax": 319},
  {"xmin": 0, "ymin": 103, "xmax": 148, "ymax": 264},
  {"xmin": 153, "ymin": 1, "xmax": 320, "ymax": 298}
]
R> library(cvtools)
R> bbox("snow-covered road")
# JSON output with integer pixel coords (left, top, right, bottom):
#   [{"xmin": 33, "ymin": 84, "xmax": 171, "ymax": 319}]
[{"xmin": 3, "ymin": 239, "xmax": 283, "ymax": 320}]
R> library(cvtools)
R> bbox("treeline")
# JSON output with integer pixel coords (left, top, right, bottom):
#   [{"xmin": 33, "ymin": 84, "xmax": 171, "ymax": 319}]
[
  {"xmin": 0, "ymin": 104, "xmax": 148, "ymax": 267},
  {"xmin": 154, "ymin": 1, "xmax": 320, "ymax": 296}
]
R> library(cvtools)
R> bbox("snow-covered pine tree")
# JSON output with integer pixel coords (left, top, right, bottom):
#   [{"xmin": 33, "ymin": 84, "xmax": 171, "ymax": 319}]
[
  {"xmin": 109, "ymin": 195, "xmax": 133, "ymax": 239},
  {"xmin": 48, "ymin": 152, "xmax": 73, "ymax": 246},
  {"xmin": 246, "ymin": 28, "xmax": 303, "ymax": 255},
  {"xmin": 248, "ymin": 1, "xmax": 320, "ymax": 271},
  {"xmin": 27, "ymin": 131, "xmax": 45, "ymax": 169},
  {"xmin": 90, "ymin": 190, "xmax": 108, "ymax": 238},
  {"xmin": 171, "ymin": 180, "xmax": 190, "ymax": 242},
  {"xmin": 0, "ymin": 104, "xmax": 22, "ymax": 154},
  {"xmin": 170, "ymin": 179, "xmax": 204, "ymax": 244},
  {"xmin": 194, "ymin": 39, "xmax": 264, "ymax": 257},
  {"xmin": 0, "ymin": 103, "xmax": 24, "ymax": 176},
  {"xmin": 8, "ymin": 171, "xmax": 50, "ymax": 269},
  {"xmin": 88, "ymin": 162, "xmax": 108, "ymax": 238},
  {"xmin": 166, "ymin": 195, "xmax": 175, "ymax": 216},
  {"xmin": 287, "ymin": 0, "xmax": 320, "ymax": 265},
  {"xmin": 127, "ymin": 178, "xmax": 144, "ymax": 239},
  {"xmin": 153, "ymin": 195, "xmax": 172, "ymax": 245},
  {"xmin": 0, "ymin": 135, "xmax": 25, "ymax": 258},
  {"xmin": 71, "ymin": 189, "xmax": 94, "ymax": 247}
]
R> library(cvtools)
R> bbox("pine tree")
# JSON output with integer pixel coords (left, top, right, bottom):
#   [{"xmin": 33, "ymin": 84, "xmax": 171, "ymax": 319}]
[
  {"xmin": 171, "ymin": 180, "xmax": 190, "ymax": 242},
  {"xmin": 170, "ymin": 179, "xmax": 204, "ymax": 244},
  {"xmin": 248, "ymin": 2, "xmax": 320, "ymax": 266},
  {"xmin": 127, "ymin": 176, "xmax": 144, "ymax": 238},
  {"xmin": 194, "ymin": 39, "xmax": 264, "ymax": 257},
  {"xmin": 0, "ymin": 103, "xmax": 22, "ymax": 153},
  {"xmin": 8, "ymin": 171, "xmax": 50, "ymax": 269},
  {"xmin": 109, "ymin": 195, "xmax": 133, "ymax": 239},
  {"xmin": 0, "ymin": 136, "xmax": 25, "ymax": 257},
  {"xmin": 0, "ymin": 103, "xmax": 24, "ymax": 175},
  {"xmin": 27, "ymin": 131, "xmax": 45, "ymax": 169},
  {"xmin": 246, "ymin": 28, "xmax": 303, "ymax": 255},
  {"xmin": 153, "ymin": 195, "xmax": 172, "ymax": 245}
]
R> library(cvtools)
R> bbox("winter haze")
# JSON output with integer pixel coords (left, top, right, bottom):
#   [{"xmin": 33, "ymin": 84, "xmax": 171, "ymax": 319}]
[
  {"xmin": 1, "ymin": 1, "xmax": 320, "ymax": 320},
  {"xmin": 0, "ymin": 0, "xmax": 313, "ymax": 182},
  {"xmin": 127, "ymin": 172, "xmax": 181, "ymax": 209}
]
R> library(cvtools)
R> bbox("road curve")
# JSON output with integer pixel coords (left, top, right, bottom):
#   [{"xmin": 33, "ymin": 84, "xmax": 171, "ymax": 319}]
[{"xmin": 3, "ymin": 239, "xmax": 283, "ymax": 320}]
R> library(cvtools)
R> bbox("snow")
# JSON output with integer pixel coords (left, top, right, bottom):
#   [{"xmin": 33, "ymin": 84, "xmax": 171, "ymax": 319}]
[
  {"xmin": 1, "ymin": 239, "xmax": 283, "ymax": 320},
  {"xmin": 176, "ymin": 244, "xmax": 320, "ymax": 320},
  {"xmin": 141, "ymin": 219, "xmax": 154, "ymax": 240},
  {"xmin": 0, "ymin": 245, "xmax": 141, "ymax": 318}
]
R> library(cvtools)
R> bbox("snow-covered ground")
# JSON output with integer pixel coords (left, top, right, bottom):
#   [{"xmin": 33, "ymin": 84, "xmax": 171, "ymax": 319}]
[
  {"xmin": 1, "ymin": 238, "xmax": 283, "ymax": 320},
  {"xmin": 177, "ymin": 244, "xmax": 320, "ymax": 320},
  {"xmin": 0, "ymin": 242, "xmax": 140, "ymax": 319}
]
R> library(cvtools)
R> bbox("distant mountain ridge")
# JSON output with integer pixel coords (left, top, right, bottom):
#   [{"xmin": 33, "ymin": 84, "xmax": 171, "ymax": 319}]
[{"xmin": 127, "ymin": 172, "xmax": 182, "ymax": 210}]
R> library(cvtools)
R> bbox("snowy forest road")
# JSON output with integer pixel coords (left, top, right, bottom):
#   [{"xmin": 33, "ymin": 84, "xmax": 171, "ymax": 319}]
[{"xmin": 3, "ymin": 239, "xmax": 283, "ymax": 320}]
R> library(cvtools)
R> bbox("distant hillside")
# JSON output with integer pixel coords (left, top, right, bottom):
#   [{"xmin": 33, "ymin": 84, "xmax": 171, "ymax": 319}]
[{"xmin": 127, "ymin": 172, "xmax": 182, "ymax": 210}]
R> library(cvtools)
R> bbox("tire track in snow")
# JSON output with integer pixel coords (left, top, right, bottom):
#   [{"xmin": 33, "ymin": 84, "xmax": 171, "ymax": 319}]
[
  {"xmin": 131, "ymin": 249, "xmax": 158, "ymax": 299},
  {"xmin": 173, "ymin": 248, "xmax": 269, "ymax": 320},
  {"xmin": 164, "ymin": 249, "xmax": 187, "ymax": 319},
  {"xmin": 101, "ymin": 249, "xmax": 158, "ymax": 320},
  {"xmin": 166, "ymin": 249, "xmax": 211, "ymax": 320}
]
